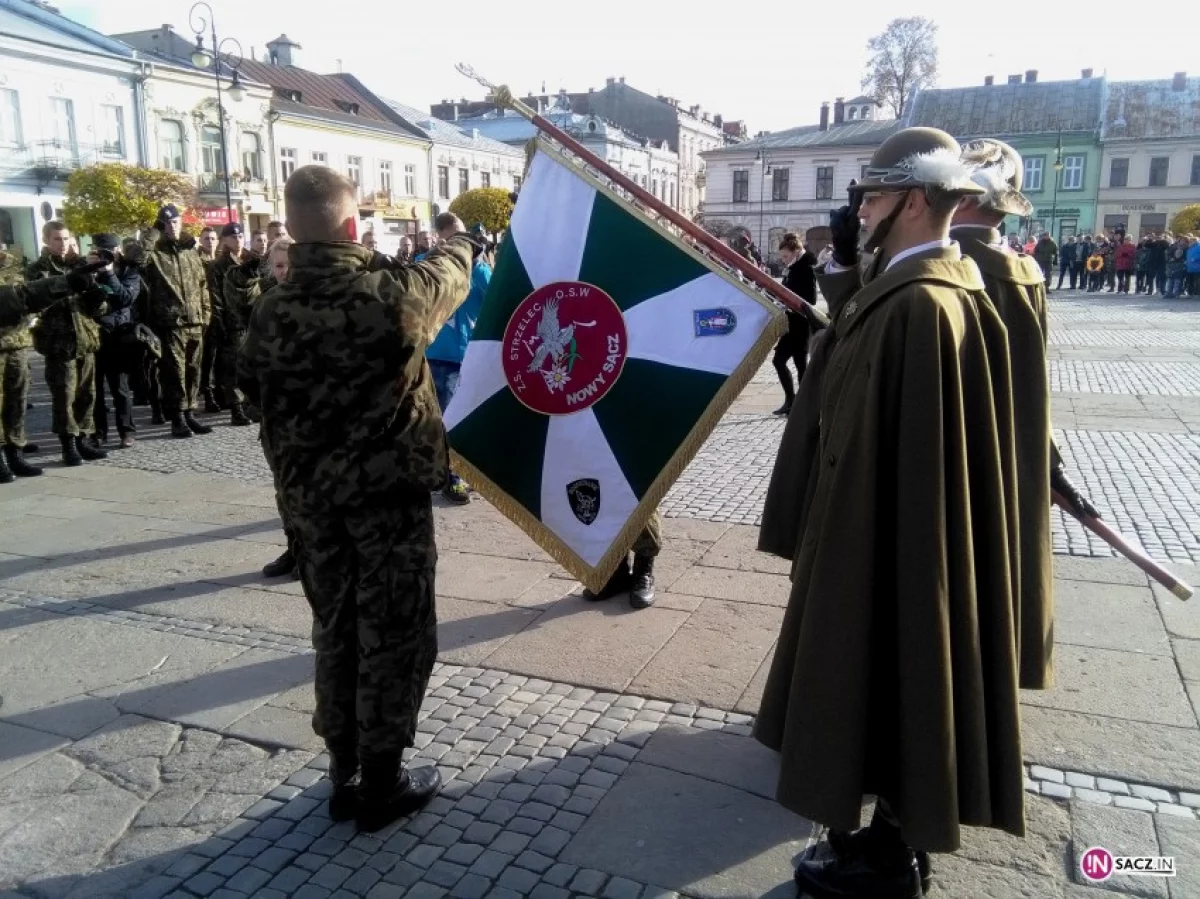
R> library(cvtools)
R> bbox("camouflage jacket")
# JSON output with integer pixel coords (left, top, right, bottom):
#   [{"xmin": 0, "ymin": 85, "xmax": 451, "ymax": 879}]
[
  {"xmin": 237, "ymin": 237, "xmax": 474, "ymax": 518},
  {"xmin": 0, "ymin": 251, "xmax": 32, "ymax": 352},
  {"xmin": 0, "ymin": 275, "xmax": 77, "ymax": 329},
  {"xmin": 132, "ymin": 236, "xmax": 211, "ymax": 330},
  {"xmin": 209, "ymin": 249, "xmax": 254, "ymax": 337},
  {"xmin": 25, "ymin": 251, "xmax": 101, "ymax": 359},
  {"xmin": 224, "ymin": 266, "xmax": 276, "ymax": 334}
]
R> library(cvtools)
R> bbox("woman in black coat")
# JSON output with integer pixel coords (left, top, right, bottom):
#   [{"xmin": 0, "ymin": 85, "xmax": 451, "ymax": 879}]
[{"xmin": 772, "ymin": 232, "xmax": 817, "ymax": 415}]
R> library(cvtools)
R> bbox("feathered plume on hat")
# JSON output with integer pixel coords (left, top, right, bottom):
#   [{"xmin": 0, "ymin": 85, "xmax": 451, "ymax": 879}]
[
  {"xmin": 903, "ymin": 147, "xmax": 982, "ymax": 193},
  {"xmin": 960, "ymin": 139, "xmax": 1034, "ymax": 217}
]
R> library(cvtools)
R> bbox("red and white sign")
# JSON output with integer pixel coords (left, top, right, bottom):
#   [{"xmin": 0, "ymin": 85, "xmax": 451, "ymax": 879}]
[
  {"xmin": 502, "ymin": 281, "xmax": 627, "ymax": 417},
  {"xmin": 198, "ymin": 207, "xmax": 237, "ymax": 226}
]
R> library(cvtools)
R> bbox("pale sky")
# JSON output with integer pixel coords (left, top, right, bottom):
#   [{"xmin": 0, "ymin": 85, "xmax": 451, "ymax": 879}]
[{"xmin": 65, "ymin": 0, "xmax": 1173, "ymax": 135}]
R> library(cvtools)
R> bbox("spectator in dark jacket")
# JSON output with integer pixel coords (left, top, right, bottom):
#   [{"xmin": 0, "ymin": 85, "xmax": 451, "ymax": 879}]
[
  {"xmin": 1147, "ymin": 233, "xmax": 1170, "ymax": 295},
  {"xmin": 771, "ymin": 232, "xmax": 817, "ymax": 416},
  {"xmin": 1057, "ymin": 236, "xmax": 1078, "ymax": 290},
  {"xmin": 91, "ymin": 234, "xmax": 143, "ymax": 447}
]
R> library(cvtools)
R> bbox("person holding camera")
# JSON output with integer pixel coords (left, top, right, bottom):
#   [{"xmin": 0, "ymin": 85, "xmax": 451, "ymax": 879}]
[
  {"xmin": 24, "ymin": 221, "xmax": 110, "ymax": 466},
  {"xmin": 90, "ymin": 233, "xmax": 144, "ymax": 448}
]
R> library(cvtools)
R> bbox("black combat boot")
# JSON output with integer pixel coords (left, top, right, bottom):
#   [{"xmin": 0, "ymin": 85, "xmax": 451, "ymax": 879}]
[
  {"xmin": 76, "ymin": 435, "xmax": 108, "ymax": 461},
  {"xmin": 356, "ymin": 758, "xmax": 441, "ymax": 833},
  {"xmin": 229, "ymin": 403, "xmax": 251, "ymax": 426},
  {"xmin": 327, "ymin": 750, "xmax": 359, "ymax": 822},
  {"xmin": 794, "ymin": 844, "xmax": 921, "ymax": 899},
  {"xmin": 170, "ymin": 414, "xmax": 192, "ymax": 439},
  {"xmin": 203, "ymin": 387, "xmax": 222, "ymax": 414},
  {"xmin": 262, "ymin": 548, "xmax": 296, "ymax": 578},
  {"xmin": 583, "ymin": 557, "xmax": 631, "ymax": 602},
  {"xmin": 184, "ymin": 411, "xmax": 213, "ymax": 435},
  {"xmin": 0, "ymin": 448, "xmax": 13, "ymax": 484},
  {"xmin": 22, "ymin": 442, "xmax": 39, "ymax": 454},
  {"xmin": 825, "ymin": 828, "xmax": 932, "ymax": 894},
  {"xmin": 60, "ymin": 435, "xmax": 83, "ymax": 467},
  {"xmin": 629, "ymin": 553, "xmax": 656, "ymax": 609},
  {"xmin": 151, "ymin": 402, "xmax": 165, "ymax": 425},
  {"xmin": 4, "ymin": 445, "xmax": 43, "ymax": 478}
]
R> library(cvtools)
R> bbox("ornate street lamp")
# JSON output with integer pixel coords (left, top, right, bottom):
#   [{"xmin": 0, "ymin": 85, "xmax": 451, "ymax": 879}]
[
  {"xmin": 756, "ymin": 148, "xmax": 772, "ymax": 256},
  {"xmin": 189, "ymin": 1, "xmax": 244, "ymax": 220}
]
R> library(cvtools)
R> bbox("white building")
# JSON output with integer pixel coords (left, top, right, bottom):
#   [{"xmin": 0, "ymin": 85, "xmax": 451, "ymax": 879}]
[
  {"xmin": 381, "ymin": 98, "xmax": 525, "ymax": 214},
  {"xmin": 1098, "ymin": 74, "xmax": 1200, "ymax": 237},
  {"xmin": 115, "ymin": 28, "xmax": 432, "ymax": 251},
  {"xmin": 0, "ymin": 0, "xmax": 143, "ymax": 257},
  {"xmin": 458, "ymin": 95, "xmax": 681, "ymax": 210},
  {"xmin": 702, "ymin": 97, "xmax": 897, "ymax": 262}
]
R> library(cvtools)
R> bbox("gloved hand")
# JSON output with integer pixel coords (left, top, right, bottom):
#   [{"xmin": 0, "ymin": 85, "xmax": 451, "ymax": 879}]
[
  {"xmin": 1051, "ymin": 465, "xmax": 1100, "ymax": 519},
  {"xmin": 452, "ymin": 231, "xmax": 486, "ymax": 259},
  {"xmin": 829, "ymin": 194, "xmax": 863, "ymax": 267},
  {"xmin": 65, "ymin": 259, "xmax": 110, "ymax": 292},
  {"xmin": 80, "ymin": 285, "xmax": 110, "ymax": 317}
]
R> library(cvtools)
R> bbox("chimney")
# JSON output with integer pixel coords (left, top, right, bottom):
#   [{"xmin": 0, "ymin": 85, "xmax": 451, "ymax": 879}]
[
  {"xmin": 819, "ymin": 102, "xmax": 830, "ymax": 131},
  {"xmin": 452, "ymin": 104, "xmax": 459, "ymax": 121},
  {"xmin": 713, "ymin": 114, "xmax": 723, "ymax": 128},
  {"xmin": 158, "ymin": 23, "xmax": 172, "ymax": 45},
  {"xmin": 833, "ymin": 97, "xmax": 845, "ymax": 125},
  {"xmin": 265, "ymin": 33, "xmax": 301, "ymax": 67},
  {"xmin": 606, "ymin": 77, "xmax": 615, "ymax": 86},
  {"xmin": 588, "ymin": 87, "xmax": 594, "ymax": 93},
  {"xmin": 1081, "ymin": 68, "xmax": 1094, "ymax": 80},
  {"xmin": 1007, "ymin": 74, "xmax": 1021, "ymax": 84},
  {"xmin": 1174, "ymin": 71, "xmax": 1187, "ymax": 91},
  {"xmin": 1025, "ymin": 69, "xmax": 1038, "ymax": 83},
  {"xmin": 984, "ymin": 75, "xmax": 994, "ymax": 86},
  {"xmin": 619, "ymin": 76, "xmax": 625, "ymax": 84}
]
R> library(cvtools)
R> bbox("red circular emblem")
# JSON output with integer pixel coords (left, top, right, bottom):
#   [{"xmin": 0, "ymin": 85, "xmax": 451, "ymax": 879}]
[{"xmin": 501, "ymin": 281, "xmax": 627, "ymax": 416}]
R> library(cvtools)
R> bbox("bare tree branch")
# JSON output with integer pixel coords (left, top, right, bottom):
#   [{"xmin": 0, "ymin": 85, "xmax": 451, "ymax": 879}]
[{"xmin": 861, "ymin": 17, "xmax": 939, "ymax": 118}]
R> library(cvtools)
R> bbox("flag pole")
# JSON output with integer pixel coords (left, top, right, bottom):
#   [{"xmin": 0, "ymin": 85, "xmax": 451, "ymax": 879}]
[
  {"xmin": 1052, "ymin": 489, "xmax": 1193, "ymax": 601},
  {"xmin": 456, "ymin": 65, "xmax": 828, "ymax": 330}
]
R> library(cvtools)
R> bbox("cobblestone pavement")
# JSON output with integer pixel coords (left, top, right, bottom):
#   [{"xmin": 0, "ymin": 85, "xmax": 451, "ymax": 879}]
[
  {"xmin": 3, "ymin": 588, "xmax": 1198, "ymax": 899},
  {"xmin": 1049, "ymin": 361, "xmax": 1200, "ymax": 396}
]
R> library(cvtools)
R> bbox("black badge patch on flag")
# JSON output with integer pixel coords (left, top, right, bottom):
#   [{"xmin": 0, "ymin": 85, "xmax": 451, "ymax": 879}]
[{"xmin": 566, "ymin": 478, "xmax": 601, "ymax": 526}]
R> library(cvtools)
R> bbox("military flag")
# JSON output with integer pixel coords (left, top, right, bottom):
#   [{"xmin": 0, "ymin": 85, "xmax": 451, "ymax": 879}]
[{"xmin": 445, "ymin": 140, "xmax": 785, "ymax": 591}]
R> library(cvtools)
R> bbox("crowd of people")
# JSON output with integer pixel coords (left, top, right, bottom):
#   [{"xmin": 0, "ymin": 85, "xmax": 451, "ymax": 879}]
[{"xmin": 1025, "ymin": 229, "xmax": 1200, "ymax": 297}]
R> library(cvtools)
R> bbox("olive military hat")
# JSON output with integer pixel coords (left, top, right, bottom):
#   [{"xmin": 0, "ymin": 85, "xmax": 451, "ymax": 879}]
[
  {"xmin": 850, "ymin": 127, "xmax": 985, "ymax": 196},
  {"xmin": 959, "ymin": 137, "xmax": 1034, "ymax": 217}
]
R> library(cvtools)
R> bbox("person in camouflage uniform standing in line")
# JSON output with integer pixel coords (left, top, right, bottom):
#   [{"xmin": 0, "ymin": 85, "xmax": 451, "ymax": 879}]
[
  {"xmin": 25, "ymin": 222, "xmax": 109, "ymax": 467},
  {"xmin": 238, "ymin": 166, "xmax": 480, "ymax": 833},
  {"xmin": 0, "ymin": 245, "xmax": 41, "ymax": 483},
  {"xmin": 209, "ymin": 222, "xmax": 253, "ymax": 427},
  {"xmin": 197, "ymin": 225, "xmax": 222, "ymax": 414},
  {"xmin": 126, "ymin": 205, "xmax": 213, "ymax": 439},
  {"xmin": 227, "ymin": 235, "xmax": 297, "ymax": 579}
]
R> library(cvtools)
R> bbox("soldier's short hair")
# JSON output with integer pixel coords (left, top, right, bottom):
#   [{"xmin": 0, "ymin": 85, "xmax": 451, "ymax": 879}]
[
  {"xmin": 200, "ymin": 226, "xmax": 217, "ymax": 236},
  {"xmin": 251, "ymin": 229, "xmax": 267, "ymax": 238},
  {"xmin": 42, "ymin": 220, "xmax": 68, "ymax": 241},
  {"xmin": 922, "ymin": 187, "xmax": 963, "ymax": 223},
  {"xmin": 433, "ymin": 212, "xmax": 458, "ymax": 232},
  {"xmin": 285, "ymin": 165, "xmax": 357, "ymax": 242}
]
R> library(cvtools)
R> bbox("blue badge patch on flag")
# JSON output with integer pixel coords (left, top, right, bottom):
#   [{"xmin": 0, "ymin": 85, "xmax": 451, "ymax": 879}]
[{"xmin": 694, "ymin": 308, "xmax": 738, "ymax": 337}]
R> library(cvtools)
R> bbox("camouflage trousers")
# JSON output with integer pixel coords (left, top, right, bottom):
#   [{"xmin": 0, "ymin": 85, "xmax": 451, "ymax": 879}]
[
  {"xmin": 154, "ymin": 325, "xmax": 204, "ymax": 415},
  {"xmin": 631, "ymin": 510, "xmax": 663, "ymax": 558},
  {"xmin": 215, "ymin": 329, "xmax": 245, "ymax": 408},
  {"xmin": 44, "ymin": 353, "xmax": 96, "ymax": 437},
  {"xmin": 0, "ymin": 348, "xmax": 30, "ymax": 447},
  {"xmin": 290, "ymin": 497, "xmax": 438, "ymax": 763}
]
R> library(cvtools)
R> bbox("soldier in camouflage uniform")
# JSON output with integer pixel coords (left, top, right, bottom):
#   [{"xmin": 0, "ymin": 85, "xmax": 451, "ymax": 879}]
[
  {"xmin": 228, "ymin": 236, "xmax": 296, "ymax": 579},
  {"xmin": 25, "ymin": 222, "xmax": 109, "ymax": 467},
  {"xmin": 208, "ymin": 223, "xmax": 253, "ymax": 426},
  {"xmin": 0, "ymin": 247, "xmax": 41, "ymax": 482},
  {"xmin": 197, "ymin": 226, "xmax": 222, "ymax": 414},
  {"xmin": 126, "ymin": 205, "xmax": 213, "ymax": 439},
  {"xmin": 238, "ymin": 166, "xmax": 479, "ymax": 833}
]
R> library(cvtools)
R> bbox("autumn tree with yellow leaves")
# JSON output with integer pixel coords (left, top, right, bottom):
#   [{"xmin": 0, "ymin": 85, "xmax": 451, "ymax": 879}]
[{"xmin": 63, "ymin": 163, "xmax": 198, "ymax": 236}]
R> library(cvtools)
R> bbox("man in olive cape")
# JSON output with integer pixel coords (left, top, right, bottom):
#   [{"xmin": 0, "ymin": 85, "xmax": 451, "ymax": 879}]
[
  {"xmin": 755, "ymin": 127, "xmax": 1025, "ymax": 899},
  {"xmin": 951, "ymin": 138, "xmax": 1100, "ymax": 692}
]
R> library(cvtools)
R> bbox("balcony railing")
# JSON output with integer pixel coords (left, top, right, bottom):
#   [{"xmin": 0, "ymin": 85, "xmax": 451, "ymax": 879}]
[
  {"xmin": 197, "ymin": 171, "xmax": 267, "ymax": 195},
  {"xmin": 0, "ymin": 139, "xmax": 106, "ymax": 182}
]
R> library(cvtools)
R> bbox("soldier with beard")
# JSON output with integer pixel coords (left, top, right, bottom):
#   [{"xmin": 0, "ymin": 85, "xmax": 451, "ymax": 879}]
[{"xmin": 756, "ymin": 127, "xmax": 1023, "ymax": 899}]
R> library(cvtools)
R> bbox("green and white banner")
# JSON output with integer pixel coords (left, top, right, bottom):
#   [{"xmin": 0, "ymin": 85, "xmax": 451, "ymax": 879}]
[{"xmin": 445, "ymin": 141, "xmax": 784, "ymax": 591}]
